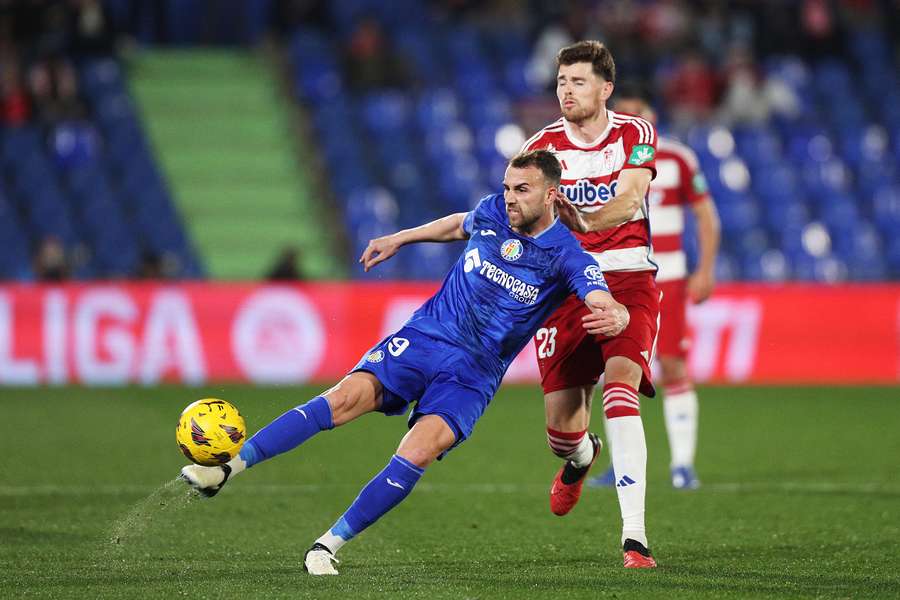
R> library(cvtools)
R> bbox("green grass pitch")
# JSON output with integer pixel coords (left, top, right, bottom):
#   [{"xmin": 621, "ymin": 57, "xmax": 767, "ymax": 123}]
[{"xmin": 2, "ymin": 385, "xmax": 899, "ymax": 599}]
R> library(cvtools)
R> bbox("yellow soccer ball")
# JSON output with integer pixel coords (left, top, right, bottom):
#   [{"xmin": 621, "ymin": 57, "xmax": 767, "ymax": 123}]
[{"xmin": 176, "ymin": 398, "xmax": 246, "ymax": 466}]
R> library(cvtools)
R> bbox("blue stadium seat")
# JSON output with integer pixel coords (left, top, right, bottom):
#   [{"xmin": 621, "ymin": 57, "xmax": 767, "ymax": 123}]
[
  {"xmin": 716, "ymin": 192, "xmax": 761, "ymax": 232},
  {"xmin": 0, "ymin": 194, "xmax": 34, "ymax": 280},
  {"xmin": 393, "ymin": 29, "xmax": 443, "ymax": 84},
  {"xmin": 416, "ymin": 89, "xmax": 460, "ymax": 132},
  {"xmin": 295, "ymin": 59, "xmax": 342, "ymax": 104},
  {"xmin": 404, "ymin": 242, "xmax": 459, "ymax": 280},
  {"xmin": 361, "ymin": 91, "xmax": 410, "ymax": 136},
  {"xmin": 812, "ymin": 256, "xmax": 849, "ymax": 282},
  {"xmin": 786, "ymin": 248, "xmax": 818, "ymax": 281},
  {"xmin": 733, "ymin": 125, "xmax": 782, "ymax": 168},
  {"xmin": 886, "ymin": 237, "xmax": 900, "ymax": 276},
  {"xmin": 714, "ymin": 251, "xmax": 740, "ymax": 281}
]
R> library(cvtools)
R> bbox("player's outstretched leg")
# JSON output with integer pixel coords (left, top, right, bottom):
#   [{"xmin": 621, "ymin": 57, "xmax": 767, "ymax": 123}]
[
  {"xmin": 548, "ymin": 430, "xmax": 602, "ymax": 515},
  {"xmin": 180, "ymin": 394, "xmax": 333, "ymax": 495},
  {"xmin": 304, "ymin": 415, "xmax": 455, "ymax": 575},
  {"xmin": 181, "ymin": 373, "xmax": 381, "ymax": 497},
  {"xmin": 662, "ymin": 379, "xmax": 700, "ymax": 490}
]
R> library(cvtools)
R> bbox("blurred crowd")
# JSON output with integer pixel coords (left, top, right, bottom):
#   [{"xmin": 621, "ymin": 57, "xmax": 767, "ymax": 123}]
[
  {"xmin": 0, "ymin": 0, "xmax": 118, "ymax": 280},
  {"xmin": 523, "ymin": 0, "xmax": 898, "ymax": 129},
  {"xmin": 2, "ymin": 0, "xmax": 898, "ymax": 283},
  {"xmin": 0, "ymin": 0, "xmax": 114, "ymax": 128}
]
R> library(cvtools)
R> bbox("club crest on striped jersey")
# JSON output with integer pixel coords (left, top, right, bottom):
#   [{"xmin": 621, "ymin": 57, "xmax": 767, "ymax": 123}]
[
  {"xmin": 500, "ymin": 239, "xmax": 524, "ymax": 262},
  {"xmin": 601, "ymin": 146, "xmax": 615, "ymax": 171}
]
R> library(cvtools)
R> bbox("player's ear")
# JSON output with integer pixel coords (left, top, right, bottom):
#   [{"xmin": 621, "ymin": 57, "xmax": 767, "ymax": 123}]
[
  {"xmin": 601, "ymin": 80, "xmax": 614, "ymax": 102},
  {"xmin": 544, "ymin": 183, "xmax": 555, "ymax": 206}
]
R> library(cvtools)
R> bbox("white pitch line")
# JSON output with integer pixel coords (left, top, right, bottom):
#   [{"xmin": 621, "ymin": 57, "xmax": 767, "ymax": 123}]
[{"xmin": 0, "ymin": 481, "xmax": 898, "ymax": 497}]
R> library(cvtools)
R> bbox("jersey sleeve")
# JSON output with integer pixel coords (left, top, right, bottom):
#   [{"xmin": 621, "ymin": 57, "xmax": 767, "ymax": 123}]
[
  {"xmin": 621, "ymin": 118, "xmax": 658, "ymax": 180},
  {"xmin": 678, "ymin": 146, "xmax": 711, "ymax": 205},
  {"xmin": 463, "ymin": 195, "xmax": 489, "ymax": 235},
  {"xmin": 559, "ymin": 249, "xmax": 610, "ymax": 300}
]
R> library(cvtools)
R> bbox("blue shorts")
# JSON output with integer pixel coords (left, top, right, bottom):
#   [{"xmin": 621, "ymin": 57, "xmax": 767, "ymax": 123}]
[{"xmin": 351, "ymin": 326, "xmax": 499, "ymax": 452}]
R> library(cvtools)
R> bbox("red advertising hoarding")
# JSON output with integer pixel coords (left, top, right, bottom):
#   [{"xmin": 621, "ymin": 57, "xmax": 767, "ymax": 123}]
[{"xmin": 0, "ymin": 283, "xmax": 897, "ymax": 386}]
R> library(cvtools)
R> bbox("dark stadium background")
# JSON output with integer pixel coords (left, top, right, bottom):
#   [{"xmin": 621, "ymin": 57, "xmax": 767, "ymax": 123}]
[{"xmin": 2, "ymin": 2, "xmax": 898, "ymax": 598}]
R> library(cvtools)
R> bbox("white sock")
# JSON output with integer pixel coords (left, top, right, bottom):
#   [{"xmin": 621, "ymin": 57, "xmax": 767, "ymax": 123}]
[
  {"xmin": 569, "ymin": 434, "xmax": 595, "ymax": 468},
  {"xmin": 606, "ymin": 414, "xmax": 648, "ymax": 547},
  {"xmin": 315, "ymin": 530, "xmax": 347, "ymax": 554},
  {"xmin": 226, "ymin": 453, "xmax": 248, "ymax": 477},
  {"xmin": 663, "ymin": 385, "xmax": 699, "ymax": 468}
]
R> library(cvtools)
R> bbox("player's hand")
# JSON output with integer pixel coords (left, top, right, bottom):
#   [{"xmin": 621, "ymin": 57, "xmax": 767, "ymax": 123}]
[
  {"xmin": 359, "ymin": 235, "xmax": 402, "ymax": 272},
  {"xmin": 553, "ymin": 188, "xmax": 589, "ymax": 234},
  {"xmin": 582, "ymin": 294, "xmax": 630, "ymax": 337},
  {"xmin": 687, "ymin": 269, "xmax": 715, "ymax": 303}
]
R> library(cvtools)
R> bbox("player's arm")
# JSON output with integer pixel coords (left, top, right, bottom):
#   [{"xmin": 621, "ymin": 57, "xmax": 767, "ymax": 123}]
[
  {"xmin": 359, "ymin": 212, "xmax": 468, "ymax": 272},
  {"xmin": 561, "ymin": 252, "xmax": 630, "ymax": 337},
  {"xmin": 582, "ymin": 289, "xmax": 630, "ymax": 337},
  {"xmin": 554, "ymin": 168, "xmax": 652, "ymax": 233},
  {"xmin": 687, "ymin": 197, "xmax": 720, "ymax": 303}
]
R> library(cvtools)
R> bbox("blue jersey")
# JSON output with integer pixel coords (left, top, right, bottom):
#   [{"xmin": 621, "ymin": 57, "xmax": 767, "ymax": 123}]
[{"xmin": 403, "ymin": 194, "xmax": 609, "ymax": 382}]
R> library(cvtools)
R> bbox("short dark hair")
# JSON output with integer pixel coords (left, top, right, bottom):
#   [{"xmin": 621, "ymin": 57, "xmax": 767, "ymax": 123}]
[
  {"xmin": 557, "ymin": 40, "xmax": 616, "ymax": 83},
  {"xmin": 509, "ymin": 150, "xmax": 562, "ymax": 186},
  {"xmin": 613, "ymin": 80, "xmax": 653, "ymax": 105}
]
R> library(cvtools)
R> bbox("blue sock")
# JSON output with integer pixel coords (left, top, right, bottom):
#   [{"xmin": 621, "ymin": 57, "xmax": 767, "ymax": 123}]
[
  {"xmin": 321, "ymin": 455, "xmax": 424, "ymax": 549},
  {"xmin": 239, "ymin": 396, "xmax": 333, "ymax": 468}
]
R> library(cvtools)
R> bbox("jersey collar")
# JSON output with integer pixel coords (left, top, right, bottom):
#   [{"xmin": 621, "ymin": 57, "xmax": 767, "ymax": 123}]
[{"xmin": 562, "ymin": 109, "xmax": 615, "ymax": 149}]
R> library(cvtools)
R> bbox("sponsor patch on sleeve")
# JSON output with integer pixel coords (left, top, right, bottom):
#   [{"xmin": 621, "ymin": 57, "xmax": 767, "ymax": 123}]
[
  {"xmin": 627, "ymin": 144, "xmax": 655, "ymax": 166},
  {"xmin": 692, "ymin": 172, "xmax": 708, "ymax": 194}
]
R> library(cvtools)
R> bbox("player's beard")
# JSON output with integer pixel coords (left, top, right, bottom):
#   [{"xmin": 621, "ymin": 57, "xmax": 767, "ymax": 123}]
[
  {"xmin": 508, "ymin": 205, "xmax": 542, "ymax": 235},
  {"xmin": 561, "ymin": 100, "xmax": 599, "ymax": 124}
]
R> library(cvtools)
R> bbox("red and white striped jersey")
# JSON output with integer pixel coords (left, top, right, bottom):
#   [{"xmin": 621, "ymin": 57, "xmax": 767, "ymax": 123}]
[
  {"xmin": 523, "ymin": 110, "xmax": 658, "ymax": 273},
  {"xmin": 649, "ymin": 136, "xmax": 710, "ymax": 283}
]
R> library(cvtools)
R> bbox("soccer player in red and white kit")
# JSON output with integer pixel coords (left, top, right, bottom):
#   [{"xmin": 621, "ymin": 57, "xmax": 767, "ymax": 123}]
[
  {"xmin": 590, "ymin": 83, "xmax": 720, "ymax": 491},
  {"xmin": 522, "ymin": 41, "xmax": 660, "ymax": 568}
]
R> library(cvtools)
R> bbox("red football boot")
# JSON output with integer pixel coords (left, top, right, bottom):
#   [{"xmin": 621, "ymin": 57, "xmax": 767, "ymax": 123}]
[
  {"xmin": 549, "ymin": 433, "xmax": 602, "ymax": 516},
  {"xmin": 623, "ymin": 539, "xmax": 657, "ymax": 568}
]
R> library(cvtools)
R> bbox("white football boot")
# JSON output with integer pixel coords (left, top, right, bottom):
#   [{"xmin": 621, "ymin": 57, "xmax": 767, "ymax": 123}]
[
  {"xmin": 179, "ymin": 464, "xmax": 231, "ymax": 497},
  {"xmin": 304, "ymin": 543, "xmax": 340, "ymax": 575}
]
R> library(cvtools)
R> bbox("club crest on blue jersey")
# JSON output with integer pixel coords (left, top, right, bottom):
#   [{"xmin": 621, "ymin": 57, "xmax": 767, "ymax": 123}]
[
  {"xmin": 366, "ymin": 350, "xmax": 385, "ymax": 363},
  {"xmin": 500, "ymin": 239, "xmax": 523, "ymax": 262}
]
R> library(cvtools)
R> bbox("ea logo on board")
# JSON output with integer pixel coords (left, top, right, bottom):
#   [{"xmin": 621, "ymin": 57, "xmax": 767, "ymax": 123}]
[
  {"xmin": 232, "ymin": 289, "xmax": 324, "ymax": 383},
  {"xmin": 500, "ymin": 239, "xmax": 523, "ymax": 262}
]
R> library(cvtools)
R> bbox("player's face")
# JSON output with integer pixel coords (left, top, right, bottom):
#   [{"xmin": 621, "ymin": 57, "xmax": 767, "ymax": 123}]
[
  {"xmin": 557, "ymin": 62, "xmax": 612, "ymax": 123},
  {"xmin": 613, "ymin": 98, "xmax": 657, "ymax": 123},
  {"xmin": 502, "ymin": 165, "xmax": 553, "ymax": 234}
]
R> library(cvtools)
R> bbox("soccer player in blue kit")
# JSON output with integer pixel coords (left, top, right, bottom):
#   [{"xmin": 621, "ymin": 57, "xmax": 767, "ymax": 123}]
[{"xmin": 180, "ymin": 150, "xmax": 629, "ymax": 575}]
